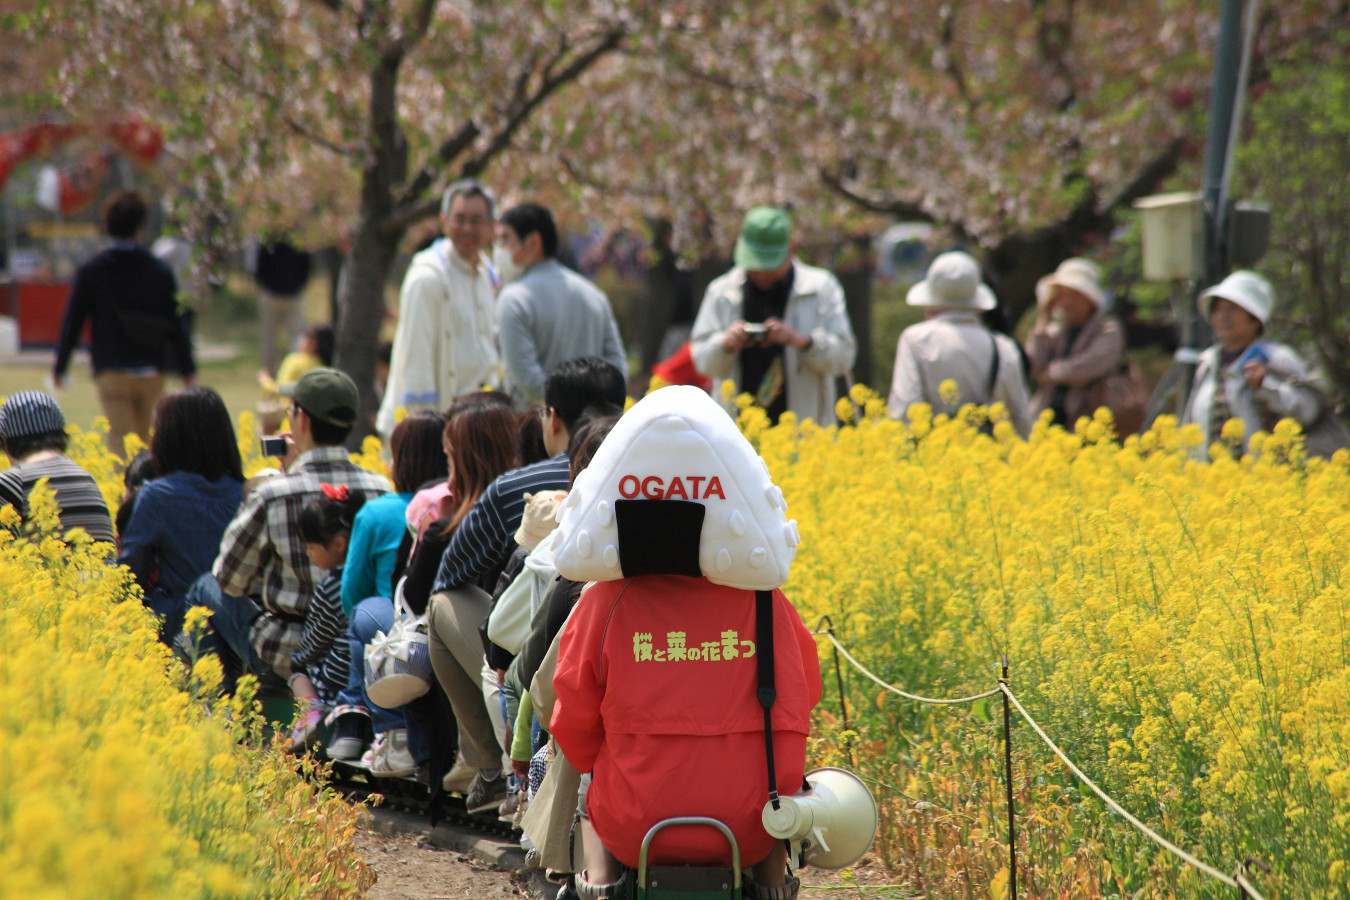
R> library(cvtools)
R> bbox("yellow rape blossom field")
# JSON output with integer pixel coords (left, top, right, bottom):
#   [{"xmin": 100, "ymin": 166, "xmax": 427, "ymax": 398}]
[{"xmin": 4, "ymin": 390, "xmax": 1348, "ymax": 898}]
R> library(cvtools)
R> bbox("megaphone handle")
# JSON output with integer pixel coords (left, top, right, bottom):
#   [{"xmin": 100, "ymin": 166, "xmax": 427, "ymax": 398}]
[{"xmin": 810, "ymin": 826, "xmax": 831, "ymax": 854}]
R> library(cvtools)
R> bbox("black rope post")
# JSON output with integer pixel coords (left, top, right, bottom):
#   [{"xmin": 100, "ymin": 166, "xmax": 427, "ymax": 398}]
[
  {"xmin": 827, "ymin": 622, "xmax": 855, "ymax": 767},
  {"xmin": 1000, "ymin": 654, "xmax": 1018, "ymax": 900}
]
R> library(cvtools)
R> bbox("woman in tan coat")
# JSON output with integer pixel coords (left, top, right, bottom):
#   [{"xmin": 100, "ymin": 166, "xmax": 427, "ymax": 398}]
[{"xmin": 1026, "ymin": 258, "xmax": 1126, "ymax": 428}]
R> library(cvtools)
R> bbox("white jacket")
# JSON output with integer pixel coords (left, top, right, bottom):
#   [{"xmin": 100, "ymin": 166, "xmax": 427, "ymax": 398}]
[
  {"xmin": 1181, "ymin": 341, "xmax": 1321, "ymax": 454},
  {"xmin": 690, "ymin": 260, "xmax": 857, "ymax": 425},
  {"xmin": 377, "ymin": 240, "xmax": 499, "ymax": 436}
]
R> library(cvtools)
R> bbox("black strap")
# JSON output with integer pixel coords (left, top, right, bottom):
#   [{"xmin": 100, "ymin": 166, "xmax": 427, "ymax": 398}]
[
  {"xmin": 755, "ymin": 589, "xmax": 780, "ymax": 810},
  {"xmin": 984, "ymin": 332, "xmax": 1000, "ymax": 404}
]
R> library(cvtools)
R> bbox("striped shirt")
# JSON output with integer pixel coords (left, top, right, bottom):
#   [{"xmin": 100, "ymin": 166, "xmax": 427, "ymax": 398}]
[
  {"xmin": 432, "ymin": 453, "xmax": 571, "ymax": 593},
  {"xmin": 0, "ymin": 455, "xmax": 114, "ymax": 544},
  {"xmin": 213, "ymin": 446, "xmax": 390, "ymax": 678},
  {"xmin": 291, "ymin": 566, "xmax": 352, "ymax": 702}
]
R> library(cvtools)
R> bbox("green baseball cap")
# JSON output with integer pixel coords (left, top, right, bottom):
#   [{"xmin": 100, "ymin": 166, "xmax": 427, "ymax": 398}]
[
  {"xmin": 280, "ymin": 367, "xmax": 359, "ymax": 428},
  {"xmin": 734, "ymin": 206, "xmax": 792, "ymax": 271}
]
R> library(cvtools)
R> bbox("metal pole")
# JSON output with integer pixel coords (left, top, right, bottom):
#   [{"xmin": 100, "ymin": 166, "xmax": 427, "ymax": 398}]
[
  {"xmin": 1171, "ymin": 0, "xmax": 1246, "ymax": 416},
  {"xmin": 831, "ymin": 643, "xmax": 855, "ymax": 768},
  {"xmin": 1000, "ymin": 654, "xmax": 1018, "ymax": 900}
]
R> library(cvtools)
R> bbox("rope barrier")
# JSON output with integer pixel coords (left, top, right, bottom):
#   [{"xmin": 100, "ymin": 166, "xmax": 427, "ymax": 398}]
[
  {"xmin": 999, "ymin": 685, "xmax": 1261, "ymax": 897},
  {"xmin": 811, "ymin": 620, "xmax": 1269, "ymax": 899},
  {"xmin": 814, "ymin": 629, "xmax": 1001, "ymax": 705}
]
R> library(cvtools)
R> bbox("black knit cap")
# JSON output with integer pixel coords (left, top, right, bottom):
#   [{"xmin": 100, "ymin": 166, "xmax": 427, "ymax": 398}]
[{"xmin": 0, "ymin": 391, "xmax": 66, "ymax": 439}]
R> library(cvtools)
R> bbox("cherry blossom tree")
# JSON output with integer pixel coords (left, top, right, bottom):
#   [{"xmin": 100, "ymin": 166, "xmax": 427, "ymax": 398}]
[
  {"xmin": 17, "ymin": 0, "xmax": 1347, "ymax": 413},
  {"xmin": 23, "ymin": 0, "xmax": 654, "ymax": 433}
]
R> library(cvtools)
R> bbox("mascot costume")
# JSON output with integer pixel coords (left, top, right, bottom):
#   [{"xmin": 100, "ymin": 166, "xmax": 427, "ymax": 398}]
[{"xmin": 550, "ymin": 386, "xmax": 822, "ymax": 900}]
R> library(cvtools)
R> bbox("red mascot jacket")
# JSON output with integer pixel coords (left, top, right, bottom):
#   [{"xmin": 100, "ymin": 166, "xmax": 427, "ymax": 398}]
[{"xmin": 551, "ymin": 574, "xmax": 821, "ymax": 868}]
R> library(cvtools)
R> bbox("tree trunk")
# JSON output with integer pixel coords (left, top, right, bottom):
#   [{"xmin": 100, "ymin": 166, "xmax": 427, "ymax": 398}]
[
  {"xmin": 334, "ymin": 219, "xmax": 400, "ymax": 447},
  {"xmin": 334, "ymin": 51, "xmax": 407, "ymax": 448}
]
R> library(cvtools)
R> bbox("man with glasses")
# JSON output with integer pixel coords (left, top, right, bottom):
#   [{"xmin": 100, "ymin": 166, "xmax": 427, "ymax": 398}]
[
  {"xmin": 376, "ymin": 180, "xmax": 501, "ymax": 438},
  {"xmin": 185, "ymin": 368, "xmax": 392, "ymax": 692}
]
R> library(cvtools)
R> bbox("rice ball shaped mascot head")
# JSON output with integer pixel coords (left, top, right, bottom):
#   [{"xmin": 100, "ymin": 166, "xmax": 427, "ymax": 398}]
[
  {"xmin": 548, "ymin": 385, "xmax": 820, "ymax": 900},
  {"xmin": 551, "ymin": 385, "xmax": 799, "ymax": 587}
]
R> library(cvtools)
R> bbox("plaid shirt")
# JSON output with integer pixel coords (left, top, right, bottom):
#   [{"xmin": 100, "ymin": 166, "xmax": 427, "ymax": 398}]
[{"xmin": 213, "ymin": 446, "xmax": 390, "ymax": 678}]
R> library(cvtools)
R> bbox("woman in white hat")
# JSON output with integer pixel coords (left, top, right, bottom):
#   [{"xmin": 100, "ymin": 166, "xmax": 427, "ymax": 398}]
[
  {"xmin": 887, "ymin": 251, "xmax": 1034, "ymax": 437},
  {"xmin": 1026, "ymin": 258, "xmax": 1128, "ymax": 428},
  {"xmin": 1180, "ymin": 270, "xmax": 1321, "ymax": 454}
]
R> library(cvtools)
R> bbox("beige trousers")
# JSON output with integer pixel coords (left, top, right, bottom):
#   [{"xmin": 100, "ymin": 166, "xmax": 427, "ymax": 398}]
[
  {"xmin": 258, "ymin": 287, "xmax": 306, "ymax": 376},
  {"xmin": 94, "ymin": 370, "xmax": 165, "ymax": 462},
  {"xmin": 427, "ymin": 586, "xmax": 504, "ymax": 769}
]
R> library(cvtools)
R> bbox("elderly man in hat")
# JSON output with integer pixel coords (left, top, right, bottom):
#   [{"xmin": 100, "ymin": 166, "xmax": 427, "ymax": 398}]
[
  {"xmin": 0, "ymin": 390, "xmax": 114, "ymax": 543},
  {"xmin": 691, "ymin": 206, "xmax": 856, "ymax": 425},
  {"xmin": 1026, "ymin": 257, "xmax": 1128, "ymax": 429},
  {"xmin": 184, "ymin": 367, "xmax": 390, "ymax": 692},
  {"xmin": 887, "ymin": 251, "xmax": 1033, "ymax": 437}
]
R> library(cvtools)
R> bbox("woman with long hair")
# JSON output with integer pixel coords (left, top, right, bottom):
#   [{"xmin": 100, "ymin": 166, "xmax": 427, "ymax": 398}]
[
  {"xmin": 328, "ymin": 393, "xmax": 520, "ymax": 782},
  {"xmin": 118, "ymin": 386, "xmax": 244, "ymax": 642}
]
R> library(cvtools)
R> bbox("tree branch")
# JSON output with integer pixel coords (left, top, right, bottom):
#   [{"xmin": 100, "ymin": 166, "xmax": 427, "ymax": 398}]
[
  {"xmin": 1101, "ymin": 136, "xmax": 1185, "ymax": 212},
  {"xmin": 558, "ymin": 152, "xmax": 665, "ymax": 199},
  {"xmin": 938, "ymin": 4, "xmax": 975, "ymax": 108},
  {"xmin": 819, "ymin": 166, "xmax": 937, "ymax": 225},
  {"xmin": 458, "ymin": 22, "xmax": 631, "ymax": 178},
  {"xmin": 219, "ymin": 59, "xmax": 353, "ymax": 158},
  {"xmin": 393, "ymin": 118, "xmax": 482, "ymax": 213}
]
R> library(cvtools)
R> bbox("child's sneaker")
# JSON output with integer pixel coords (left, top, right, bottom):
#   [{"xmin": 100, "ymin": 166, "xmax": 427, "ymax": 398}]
[
  {"xmin": 325, "ymin": 712, "xmax": 371, "ymax": 761},
  {"xmin": 287, "ymin": 707, "xmax": 323, "ymax": 754}
]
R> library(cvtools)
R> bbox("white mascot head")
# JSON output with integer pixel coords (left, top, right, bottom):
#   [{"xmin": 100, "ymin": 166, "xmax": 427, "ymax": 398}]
[{"xmin": 551, "ymin": 386, "xmax": 799, "ymax": 589}]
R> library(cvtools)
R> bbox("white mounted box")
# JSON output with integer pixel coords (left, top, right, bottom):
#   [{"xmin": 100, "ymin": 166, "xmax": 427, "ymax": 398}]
[{"xmin": 1133, "ymin": 192, "xmax": 1205, "ymax": 281}]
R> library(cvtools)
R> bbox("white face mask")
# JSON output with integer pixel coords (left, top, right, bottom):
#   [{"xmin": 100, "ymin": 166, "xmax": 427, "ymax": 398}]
[{"xmin": 493, "ymin": 245, "xmax": 525, "ymax": 286}]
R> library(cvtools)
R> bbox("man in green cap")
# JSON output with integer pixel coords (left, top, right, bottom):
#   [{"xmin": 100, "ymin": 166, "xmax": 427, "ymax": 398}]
[
  {"xmin": 690, "ymin": 206, "xmax": 856, "ymax": 425},
  {"xmin": 184, "ymin": 367, "xmax": 391, "ymax": 692}
]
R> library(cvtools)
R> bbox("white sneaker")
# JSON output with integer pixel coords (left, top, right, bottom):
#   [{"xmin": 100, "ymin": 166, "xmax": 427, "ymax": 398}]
[
  {"xmin": 442, "ymin": 757, "xmax": 475, "ymax": 793},
  {"xmin": 371, "ymin": 728, "xmax": 417, "ymax": 778}
]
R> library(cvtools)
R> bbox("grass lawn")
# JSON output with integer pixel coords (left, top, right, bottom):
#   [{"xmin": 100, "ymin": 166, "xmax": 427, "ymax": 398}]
[{"xmin": 0, "ymin": 278, "xmax": 338, "ymax": 434}]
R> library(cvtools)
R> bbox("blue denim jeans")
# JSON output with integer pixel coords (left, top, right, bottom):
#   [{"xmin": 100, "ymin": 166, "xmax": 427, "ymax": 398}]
[
  {"xmin": 334, "ymin": 596, "xmax": 406, "ymax": 735},
  {"xmin": 182, "ymin": 573, "xmax": 288, "ymax": 695}
]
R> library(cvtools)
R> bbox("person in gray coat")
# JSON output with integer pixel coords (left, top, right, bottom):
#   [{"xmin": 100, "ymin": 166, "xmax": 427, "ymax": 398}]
[{"xmin": 495, "ymin": 204, "xmax": 628, "ymax": 405}]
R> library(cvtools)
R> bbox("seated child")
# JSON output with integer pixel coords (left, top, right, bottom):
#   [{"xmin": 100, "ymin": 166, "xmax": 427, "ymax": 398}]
[
  {"xmin": 258, "ymin": 323, "xmax": 334, "ymax": 434},
  {"xmin": 289, "ymin": 482, "xmax": 366, "ymax": 750},
  {"xmin": 550, "ymin": 386, "xmax": 820, "ymax": 900}
]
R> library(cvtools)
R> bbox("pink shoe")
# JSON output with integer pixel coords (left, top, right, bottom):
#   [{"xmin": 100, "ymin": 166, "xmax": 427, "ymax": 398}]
[{"xmin": 288, "ymin": 708, "xmax": 323, "ymax": 754}]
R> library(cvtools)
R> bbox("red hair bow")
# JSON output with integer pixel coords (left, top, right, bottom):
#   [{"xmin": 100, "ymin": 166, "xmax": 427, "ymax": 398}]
[{"xmin": 320, "ymin": 483, "xmax": 350, "ymax": 501}]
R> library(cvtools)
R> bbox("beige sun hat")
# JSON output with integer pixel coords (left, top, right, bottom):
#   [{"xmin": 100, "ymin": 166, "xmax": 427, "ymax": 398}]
[
  {"xmin": 1198, "ymin": 270, "xmax": 1274, "ymax": 327},
  {"xmin": 1041, "ymin": 258, "xmax": 1106, "ymax": 309},
  {"xmin": 514, "ymin": 490, "xmax": 567, "ymax": 551},
  {"xmin": 906, "ymin": 251, "xmax": 997, "ymax": 311}
]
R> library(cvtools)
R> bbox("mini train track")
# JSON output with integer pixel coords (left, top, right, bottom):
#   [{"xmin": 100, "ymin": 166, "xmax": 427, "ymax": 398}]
[{"xmin": 328, "ymin": 758, "xmax": 523, "ymax": 839}]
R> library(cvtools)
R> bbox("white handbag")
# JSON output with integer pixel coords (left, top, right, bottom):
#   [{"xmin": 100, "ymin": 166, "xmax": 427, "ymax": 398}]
[{"xmin": 363, "ymin": 579, "xmax": 433, "ymax": 709}]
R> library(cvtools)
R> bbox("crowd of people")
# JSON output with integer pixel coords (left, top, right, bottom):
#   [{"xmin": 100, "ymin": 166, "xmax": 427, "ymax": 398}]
[{"xmin": 10, "ymin": 182, "xmax": 1337, "ymax": 900}]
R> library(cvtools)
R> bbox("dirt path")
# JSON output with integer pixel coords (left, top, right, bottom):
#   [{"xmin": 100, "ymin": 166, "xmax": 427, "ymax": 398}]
[
  {"xmin": 354, "ymin": 829, "xmax": 528, "ymax": 900},
  {"xmin": 354, "ymin": 822, "xmax": 910, "ymax": 899}
]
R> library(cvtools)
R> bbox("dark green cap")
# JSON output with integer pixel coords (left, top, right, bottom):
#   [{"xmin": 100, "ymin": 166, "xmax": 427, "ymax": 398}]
[
  {"xmin": 280, "ymin": 367, "xmax": 359, "ymax": 428},
  {"xmin": 734, "ymin": 206, "xmax": 792, "ymax": 271}
]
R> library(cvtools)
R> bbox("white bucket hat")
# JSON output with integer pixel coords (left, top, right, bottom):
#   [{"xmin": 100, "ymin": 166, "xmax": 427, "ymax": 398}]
[
  {"xmin": 1199, "ymin": 270, "xmax": 1273, "ymax": 327},
  {"xmin": 1041, "ymin": 257, "xmax": 1106, "ymax": 309},
  {"xmin": 906, "ymin": 251, "xmax": 996, "ymax": 311}
]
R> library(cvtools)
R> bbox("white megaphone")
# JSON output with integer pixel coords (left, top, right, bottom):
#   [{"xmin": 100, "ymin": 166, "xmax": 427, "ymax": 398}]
[{"xmin": 761, "ymin": 767, "xmax": 877, "ymax": 869}]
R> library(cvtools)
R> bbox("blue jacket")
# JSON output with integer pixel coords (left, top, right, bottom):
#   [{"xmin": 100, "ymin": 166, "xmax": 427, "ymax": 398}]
[
  {"xmin": 340, "ymin": 491, "xmax": 412, "ymax": 615},
  {"xmin": 118, "ymin": 471, "xmax": 243, "ymax": 605}
]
